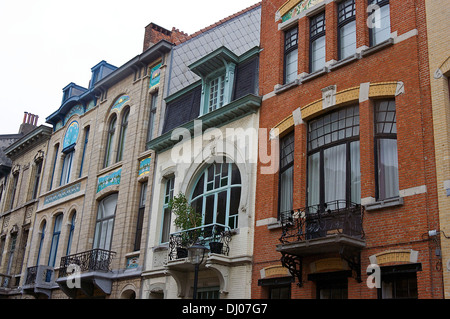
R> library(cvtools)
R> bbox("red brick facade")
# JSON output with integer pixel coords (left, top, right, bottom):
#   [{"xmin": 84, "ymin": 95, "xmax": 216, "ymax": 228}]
[{"xmin": 253, "ymin": 0, "xmax": 442, "ymax": 299}]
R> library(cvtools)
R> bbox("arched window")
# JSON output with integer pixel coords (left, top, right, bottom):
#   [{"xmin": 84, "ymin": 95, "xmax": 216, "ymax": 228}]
[
  {"xmin": 66, "ymin": 212, "xmax": 76, "ymax": 255},
  {"xmin": 36, "ymin": 221, "xmax": 46, "ymax": 265},
  {"xmin": 104, "ymin": 115, "xmax": 117, "ymax": 167},
  {"xmin": 93, "ymin": 193, "xmax": 118, "ymax": 251},
  {"xmin": 116, "ymin": 108, "xmax": 129, "ymax": 162},
  {"xmin": 48, "ymin": 214, "xmax": 63, "ymax": 267},
  {"xmin": 190, "ymin": 159, "xmax": 241, "ymax": 229}
]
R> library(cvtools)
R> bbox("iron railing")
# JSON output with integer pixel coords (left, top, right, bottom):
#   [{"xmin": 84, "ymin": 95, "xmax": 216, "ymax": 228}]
[
  {"xmin": 279, "ymin": 200, "xmax": 364, "ymax": 244},
  {"xmin": 0, "ymin": 273, "xmax": 12, "ymax": 289},
  {"xmin": 168, "ymin": 223, "xmax": 232, "ymax": 261},
  {"xmin": 58, "ymin": 249, "xmax": 116, "ymax": 278}
]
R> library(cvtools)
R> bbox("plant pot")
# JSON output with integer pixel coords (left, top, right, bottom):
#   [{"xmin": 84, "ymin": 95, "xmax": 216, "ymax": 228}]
[
  {"xmin": 209, "ymin": 242, "xmax": 223, "ymax": 254},
  {"xmin": 177, "ymin": 247, "xmax": 188, "ymax": 259}
]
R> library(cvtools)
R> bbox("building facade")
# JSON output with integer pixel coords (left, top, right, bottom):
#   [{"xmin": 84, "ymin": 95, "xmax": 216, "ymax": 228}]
[
  {"xmin": 142, "ymin": 3, "xmax": 261, "ymax": 299},
  {"xmin": 426, "ymin": 0, "xmax": 450, "ymax": 299},
  {"xmin": 253, "ymin": 0, "xmax": 442, "ymax": 299}
]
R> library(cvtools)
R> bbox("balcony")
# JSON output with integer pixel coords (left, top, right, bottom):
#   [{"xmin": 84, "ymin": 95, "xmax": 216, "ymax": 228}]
[
  {"xmin": 22, "ymin": 265, "xmax": 55, "ymax": 298},
  {"xmin": 276, "ymin": 200, "xmax": 365, "ymax": 284},
  {"xmin": 56, "ymin": 249, "xmax": 116, "ymax": 298}
]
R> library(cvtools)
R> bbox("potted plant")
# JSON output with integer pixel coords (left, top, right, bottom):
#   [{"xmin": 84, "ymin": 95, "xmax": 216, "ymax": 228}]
[{"xmin": 168, "ymin": 193, "xmax": 202, "ymax": 258}]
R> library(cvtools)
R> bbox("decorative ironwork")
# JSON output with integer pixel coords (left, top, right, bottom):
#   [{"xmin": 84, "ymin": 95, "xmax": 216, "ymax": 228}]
[
  {"xmin": 58, "ymin": 249, "xmax": 116, "ymax": 278},
  {"xmin": 168, "ymin": 223, "xmax": 232, "ymax": 261},
  {"xmin": 24, "ymin": 265, "xmax": 54, "ymax": 286},
  {"xmin": 0, "ymin": 273, "xmax": 12, "ymax": 289},
  {"xmin": 279, "ymin": 200, "xmax": 364, "ymax": 244},
  {"xmin": 280, "ymin": 253, "xmax": 303, "ymax": 287}
]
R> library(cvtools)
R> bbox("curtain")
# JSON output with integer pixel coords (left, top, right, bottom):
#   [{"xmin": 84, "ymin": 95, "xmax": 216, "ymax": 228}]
[
  {"xmin": 324, "ymin": 144, "xmax": 346, "ymax": 209},
  {"xmin": 308, "ymin": 153, "xmax": 321, "ymax": 207},
  {"xmin": 350, "ymin": 141, "xmax": 361, "ymax": 204},
  {"xmin": 279, "ymin": 166, "xmax": 294, "ymax": 214},
  {"xmin": 377, "ymin": 138, "xmax": 399, "ymax": 199}
]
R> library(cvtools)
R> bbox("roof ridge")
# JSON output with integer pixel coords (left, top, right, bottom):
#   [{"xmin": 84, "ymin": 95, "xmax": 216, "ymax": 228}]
[{"xmin": 178, "ymin": 2, "xmax": 261, "ymax": 44}]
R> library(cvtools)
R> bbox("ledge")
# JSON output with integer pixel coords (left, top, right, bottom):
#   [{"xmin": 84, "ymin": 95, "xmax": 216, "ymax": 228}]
[
  {"xmin": 360, "ymin": 38, "xmax": 394, "ymax": 58},
  {"xmin": 364, "ymin": 196, "xmax": 404, "ymax": 211}
]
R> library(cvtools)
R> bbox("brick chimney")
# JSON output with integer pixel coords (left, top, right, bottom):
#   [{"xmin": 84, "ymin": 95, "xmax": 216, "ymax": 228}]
[
  {"xmin": 142, "ymin": 23, "xmax": 189, "ymax": 51},
  {"xmin": 19, "ymin": 112, "xmax": 39, "ymax": 135}
]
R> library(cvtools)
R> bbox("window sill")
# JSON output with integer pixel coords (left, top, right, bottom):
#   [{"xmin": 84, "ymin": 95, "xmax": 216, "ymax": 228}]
[
  {"xmin": 329, "ymin": 53, "xmax": 361, "ymax": 71},
  {"xmin": 361, "ymin": 38, "xmax": 394, "ymax": 58},
  {"xmin": 300, "ymin": 67, "xmax": 328, "ymax": 83},
  {"xmin": 364, "ymin": 196, "xmax": 404, "ymax": 211},
  {"xmin": 274, "ymin": 80, "xmax": 299, "ymax": 95}
]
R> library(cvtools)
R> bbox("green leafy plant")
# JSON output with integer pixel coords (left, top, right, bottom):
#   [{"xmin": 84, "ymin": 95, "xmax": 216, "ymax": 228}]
[{"xmin": 168, "ymin": 193, "xmax": 202, "ymax": 245}]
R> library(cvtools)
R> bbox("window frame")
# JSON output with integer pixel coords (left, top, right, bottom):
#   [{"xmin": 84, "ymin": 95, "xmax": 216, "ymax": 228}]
[
  {"xmin": 66, "ymin": 212, "xmax": 76, "ymax": 256},
  {"xmin": 160, "ymin": 176, "xmax": 175, "ymax": 244},
  {"xmin": 116, "ymin": 108, "xmax": 130, "ymax": 163},
  {"xmin": 337, "ymin": 0, "xmax": 357, "ymax": 60},
  {"xmin": 48, "ymin": 214, "xmax": 63, "ymax": 267},
  {"xmin": 134, "ymin": 183, "xmax": 147, "ymax": 251},
  {"xmin": 32, "ymin": 160, "xmax": 43, "ymax": 199},
  {"xmin": 104, "ymin": 115, "xmax": 117, "ymax": 168},
  {"xmin": 146, "ymin": 93, "xmax": 158, "ymax": 145},
  {"xmin": 60, "ymin": 150, "xmax": 74, "ymax": 186},
  {"xmin": 79, "ymin": 126, "xmax": 90, "ymax": 177},
  {"xmin": 93, "ymin": 193, "xmax": 118, "ymax": 251},
  {"xmin": 309, "ymin": 11, "xmax": 326, "ymax": 73},
  {"xmin": 284, "ymin": 26, "xmax": 299, "ymax": 84},
  {"xmin": 278, "ymin": 131, "xmax": 295, "ymax": 219},
  {"xmin": 368, "ymin": 0, "xmax": 391, "ymax": 46},
  {"xmin": 306, "ymin": 105, "xmax": 360, "ymax": 210}
]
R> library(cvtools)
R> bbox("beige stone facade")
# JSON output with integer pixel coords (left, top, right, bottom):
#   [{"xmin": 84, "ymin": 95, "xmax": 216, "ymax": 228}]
[{"xmin": 426, "ymin": 0, "xmax": 450, "ymax": 299}]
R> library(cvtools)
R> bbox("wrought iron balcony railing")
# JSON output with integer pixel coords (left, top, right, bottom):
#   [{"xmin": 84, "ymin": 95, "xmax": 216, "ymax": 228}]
[
  {"xmin": 168, "ymin": 223, "xmax": 232, "ymax": 261},
  {"xmin": 279, "ymin": 200, "xmax": 364, "ymax": 244},
  {"xmin": 58, "ymin": 249, "xmax": 116, "ymax": 278}
]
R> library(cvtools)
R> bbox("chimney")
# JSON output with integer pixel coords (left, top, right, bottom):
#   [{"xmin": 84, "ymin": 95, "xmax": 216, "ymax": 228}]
[{"xmin": 19, "ymin": 111, "xmax": 39, "ymax": 135}]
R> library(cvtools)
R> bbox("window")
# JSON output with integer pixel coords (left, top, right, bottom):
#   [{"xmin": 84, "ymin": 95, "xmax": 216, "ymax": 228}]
[
  {"xmin": 146, "ymin": 93, "xmax": 158, "ymax": 144},
  {"xmin": 307, "ymin": 105, "xmax": 360, "ymax": 210},
  {"xmin": 279, "ymin": 132, "xmax": 294, "ymax": 218},
  {"xmin": 9, "ymin": 173, "xmax": 19, "ymax": 210},
  {"xmin": 374, "ymin": 99, "xmax": 398, "ymax": 200},
  {"xmin": 104, "ymin": 115, "xmax": 117, "ymax": 168},
  {"xmin": 32, "ymin": 160, "xmax": 43, "ymax": 199},
  {"xmin": 79, "ymin": 127, "xmax": 90, "ymax": 177},
  {"xmin": 66, "ymin": 212, "xmax": 76, "ymax": 255},
  {"xmin": 36, "ymin": 221, "xmax": 46, "ymax": 265},
  {"xmin": 381, "ymin": 272, "xmax": 418, "ymax": 299},
  {"xmin": 48, "ymin": 214, "xmax": 63, "ymax": 267},
  {"xmin": 208, "ymin": 74, "xmax": 226, "ymax": 113},
  {"xmin": 317, "ymin": 279, "xmax": 348, "ymax": 299},
  {"xmin": 93, "ymin": 193, "xmax": 118, "ymax": 251},
  {"xmin": 196, "ymin": 287, "xmax": 220, "ymax": 299},
  {"xmin": 284, "ymin": 26, "xmax": 298, "ymax": 84},
  {"xmin": 134, "ymin": 183, "xmax": 147, "ymax": 251},
  {"xmin": 310, "ymin": 12, "xmax": 326, "ymax": 72},
  {"xmin": 190, "ymin": 159, "xmax": 241, "ymax": 229},
  {"xmin": 338, "ymin": 0, "xmax": 356, "ymax": 60},
  {"xmin": 160, "ymin": 177, "xmax": 174, "ymax": 244},
  {"xmin": 116, "ymin": 108, "xmax": 129, "ymax": 162},
  {"xmin": 60, "ymin": 151, "xmax": 74, "ymax": 186},
  {"xmin": 49, "ymin": 144, "xmax": 59, "ymax": 190},
  {"xmin": 6, "ymin": 233, "xmax": 17, "ymax": 275},
  {"xmin": 269, "ymin": 285, "xmax": 291, "ymax": 299},
  {"xmin": 369, "ymin": 0, "xmax": 390, "ymax": 46}
]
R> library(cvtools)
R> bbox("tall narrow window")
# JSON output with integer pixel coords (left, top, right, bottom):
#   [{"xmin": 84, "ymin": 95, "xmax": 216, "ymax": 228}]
[
  {"xmin": 284, "ymin": 26, "xmax": 298, "ymax": 84},
  {"xmin": 208, "ymin": 75, "xmax": 226, "ymax": 113},
  {"xmin": 279, "ymin": 132, "xmax": 294, "ymax": 218},
  {"xmin": 375, "ymin": 99, "xmax": 398, "ymax": 200},
  {"xmin": 6, "ymin": 233, "xmax": 17, "ymax": 275},
  {"xmin": 79, "ymin": 127, "xmax": 90, "ymax": 177},
  {"xmin": 93, "ymin": 193, "xmax": 118, "ymax": 251},
  {"xmin": 49, "ymin": 144, "xmax": 59, "ymax": 190},
  {"xmin": 9, "ymin": 173, "xmax": 19, "ymax": 210},
  {"xmin": 190, "ymin": 159, "xmax": 241, "ymax": 229},
  {"xmin": 134, "ymin": 183, "xmax": 147, "ymax": 251},
  {"xmin": 66, "ymin": 212, "xmax": 76, "ymax": 255},
  {"xmin": 104, "ymin": 115, "xmax": 117, "ymax": 168},
  {"xmin": 161, "ymin": 177, "xmax": 175, "ymax": 243},
  {"xmin": 146, "ymin": 93, "xmax": 158, "ymax": 145},
  {"xmin": 116, "ymin": 108, "xmax": 130, "ymax": 162},
  {"xmin": 36, "ymin": 221, "xmax": 46, "ymax": 265},
  {"xmin": 307, "ymin": 105, "xmax": 360, "ymax": 210},
  {"xmin": 60, "ymin": 151, "xmax": 74, "ymax": 186},
  {"xmin": 338, "ymin": 0, "xmax": 356, "ymax": 60},
  {"xmin": 48, "ymin": 214, "xmax": 63, "ymax": 267},
  {"xmin": 32, "ymin": 160, "xmax": 43, "ymax": 199},
  {"xmin": 369, "ymin": 0, "xmax": 390, "ymax": 46},
  {"xmin": 310, "ymin": 12, "xmax": 326, "ymax": 73}
]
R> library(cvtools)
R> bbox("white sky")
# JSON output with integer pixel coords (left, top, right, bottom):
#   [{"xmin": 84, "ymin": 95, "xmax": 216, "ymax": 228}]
[{"xmin": 0, "ymin": 0, "xmax": 261, "ymax": 134}]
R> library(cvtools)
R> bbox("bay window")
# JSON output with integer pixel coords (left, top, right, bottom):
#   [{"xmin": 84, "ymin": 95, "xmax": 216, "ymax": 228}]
[{"xmin": 307, "ymin": 105, "xmax": 360, "ymax": 210}]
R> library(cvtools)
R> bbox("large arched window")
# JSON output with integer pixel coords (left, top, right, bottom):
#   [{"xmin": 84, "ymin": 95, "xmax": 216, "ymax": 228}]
[
  {"xmin": 93, "ymin": 193, "xmax": 118, "ymax": 251},
  {"xmin": 190, "ymin": 159, "xmax": 241, "ymax": 229},
  {"xmin": 104, "ymin": 115, "xmax": 117, "ymax": 168},
  {"xmin": 116, "ymin": 108, "xmax": 129, "ymax": 162}
]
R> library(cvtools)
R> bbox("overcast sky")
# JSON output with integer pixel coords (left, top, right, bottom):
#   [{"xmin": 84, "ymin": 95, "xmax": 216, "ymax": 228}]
[{"xmin": 0, "ymin": 0, "xmax": 260, "ymax": 134}]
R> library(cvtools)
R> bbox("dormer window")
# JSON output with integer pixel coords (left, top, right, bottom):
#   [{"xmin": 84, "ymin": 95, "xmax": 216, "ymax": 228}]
[{"xmin": 189, "ymin": 47, "xmax": 238, "ymax": 116}]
